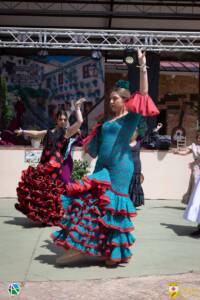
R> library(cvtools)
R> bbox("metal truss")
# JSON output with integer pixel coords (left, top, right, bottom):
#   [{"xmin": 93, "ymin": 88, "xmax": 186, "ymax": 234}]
[
  {"xmin": 0, "ymin": 1, "xmax": 200, "ymax": 20},
  {"xmin": 1, "ymin": 27, "xmax": 200, "ymax": 52}
]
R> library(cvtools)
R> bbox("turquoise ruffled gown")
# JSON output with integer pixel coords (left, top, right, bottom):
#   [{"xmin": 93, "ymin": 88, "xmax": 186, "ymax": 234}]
[{"xmin": 51, "ymin": 92, "xmax": 159, "ymax": 262}]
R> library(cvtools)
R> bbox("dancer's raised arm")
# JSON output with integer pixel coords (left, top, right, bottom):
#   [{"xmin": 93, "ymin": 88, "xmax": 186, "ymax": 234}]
[
  {"xmin": 125, "ymin": 49, "xmax": 159, "ymax": 117},
  {"xmin": 138, "ymin": 49, "xmax": 148, "ymax": 95},
  {"xmin": 65, "ymin": 98, "xmax": 86, "ymax": 139}
]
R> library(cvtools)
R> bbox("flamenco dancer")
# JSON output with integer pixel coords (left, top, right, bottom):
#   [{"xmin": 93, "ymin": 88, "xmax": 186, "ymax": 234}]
[
  {"xmin": 51, "ymin": 49, "xmax": 159, "ymax": 267},
  {"xmin": 15, "ymin": 98, "xmax": 85, "ymax": 226},
  {"xmin": 175, "ymin": 131, "xmax": 200, "ymax": 237},
  {"xmin": 183, "ymin": 176, "xmax": 200, "ymax": 237},
  {"xmin": 174, "ymin": 131, "xmax": 200, "ymax": 205}
]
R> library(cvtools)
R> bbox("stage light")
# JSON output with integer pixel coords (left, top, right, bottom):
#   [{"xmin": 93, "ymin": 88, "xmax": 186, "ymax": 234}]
[
  {"xmin": 124, "ymin": 55, "xmax": 134, "ymax": 65},
  {"xmin": 124, "ymin": 49, "xmax": 137, "ymax": 65}
]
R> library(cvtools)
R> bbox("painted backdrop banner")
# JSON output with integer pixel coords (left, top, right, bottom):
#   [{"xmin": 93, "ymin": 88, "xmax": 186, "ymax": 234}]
[{"xmin": 0, "ymin": 55, "xmax": 104, "ymax": 130}]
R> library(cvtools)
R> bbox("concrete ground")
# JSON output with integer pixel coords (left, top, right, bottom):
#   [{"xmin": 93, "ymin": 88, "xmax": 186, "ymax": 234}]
[{"xmin": 0, "ymin": 198, "xmax": 200, "ymax": 299}]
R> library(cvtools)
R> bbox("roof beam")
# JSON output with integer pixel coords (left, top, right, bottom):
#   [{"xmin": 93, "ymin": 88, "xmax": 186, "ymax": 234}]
[
  {"xmin": 0, "ymin": 1, "xmax": 200, "ymax": 20},
  {"xmin": 0, "ymin": 9, "xmax": 200, "ymax": 20},
  {"xmin": 0, "ymin": 1, "xmax": 199, "ymax": 5}
]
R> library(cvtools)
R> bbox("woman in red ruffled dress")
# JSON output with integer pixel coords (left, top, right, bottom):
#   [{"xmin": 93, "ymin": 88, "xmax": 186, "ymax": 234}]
[
  {"xmin": 51, "ymin": 50, "xmax": 159, "ymax": 267},
  {"xmin": 15, "ymin": 98, "xmax": 85, "ymax": 226}
]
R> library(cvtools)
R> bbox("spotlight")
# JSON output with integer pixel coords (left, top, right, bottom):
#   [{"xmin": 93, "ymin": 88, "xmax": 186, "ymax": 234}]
[
  {"xmin": 91, "ymin": 50, "xmax": 102, "ymax": 60},
  {"xmin": 124, "ymin": 49, "xmax": 137, "ymax": 65},
  {"xmin": 124, "ymin": 55, "xmax": 134, "ymax": 65}
]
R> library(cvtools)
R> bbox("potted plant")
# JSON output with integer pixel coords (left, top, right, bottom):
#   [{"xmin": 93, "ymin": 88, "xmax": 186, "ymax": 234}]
[{"xmin": 71, "ymin": 159, "xmax": 89, "ymax": 181}]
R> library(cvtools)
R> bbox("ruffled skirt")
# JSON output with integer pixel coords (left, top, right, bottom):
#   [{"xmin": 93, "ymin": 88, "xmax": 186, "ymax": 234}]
[
  {"xmin": 51, "ymin": 168, "xmax": 137, "ymax": 263},
  {"xmin": 15, "ymin": 163, "xmax": 65, "ymax": 225}
]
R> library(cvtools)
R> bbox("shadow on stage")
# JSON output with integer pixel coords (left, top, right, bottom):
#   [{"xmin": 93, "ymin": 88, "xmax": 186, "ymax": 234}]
[
  {"xmin": 147, "ymin": 205, "xmax": 185, "ymax": 210},
  {"xmin": 34, "ymin": 240, "xmax": 125, "ymax": 268},
  {"xmin": 160, "ymin": 222, "xmax": 196, "ymax": 237},
  {"xmin": 161, "ymin": 206, "xmax": 185, "ymax": 210},
  {"xmin": 3, "ymin": 216, "xmax": 50, "ymax": 228}
]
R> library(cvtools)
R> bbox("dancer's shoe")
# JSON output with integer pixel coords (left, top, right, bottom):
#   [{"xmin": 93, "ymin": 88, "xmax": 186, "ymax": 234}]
[
  {"xmin": 190, "ymin": 228, "xmax": 200, "ymax": 237},
  {"xmin": 56, "ymin": 249, "xmax": 83, "ymax": 265},
  {"xmin": 105, "ymin": 259, "xmax": 118, "ymax": 268}
]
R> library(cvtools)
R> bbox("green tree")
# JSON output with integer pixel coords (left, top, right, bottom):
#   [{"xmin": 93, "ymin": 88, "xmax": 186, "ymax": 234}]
[{"xmin": 0, "ymin": 77, "xmax": 13, "ymax": 128}]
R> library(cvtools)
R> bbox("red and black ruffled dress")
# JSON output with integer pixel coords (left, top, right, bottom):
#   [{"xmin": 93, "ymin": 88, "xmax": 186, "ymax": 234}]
[{"xmin": 15, "ymin": 128, "xmax": 70, "ymax": 225}]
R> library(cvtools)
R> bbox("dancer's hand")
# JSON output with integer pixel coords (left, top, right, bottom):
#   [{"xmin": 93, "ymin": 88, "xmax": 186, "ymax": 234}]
[
  {"xmin": 75, "ymin": 98, "xmax": 86, "ymax": 110},
  {"xmin": 156, "ymin": 123, "xmax": 163, "ymax": 130},
  {"xmin": 137, "ymin": 49, "xmax": 146, "ymax": 66},
  {"xmin": 15, "ymin": 128, "xmax": 23, "ymax": 136}
]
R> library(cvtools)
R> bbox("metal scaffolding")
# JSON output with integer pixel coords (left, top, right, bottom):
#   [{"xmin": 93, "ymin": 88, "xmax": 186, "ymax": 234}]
[{"xmin": 0, "ymin": 27, "xmax": 200, "ymax": 52}]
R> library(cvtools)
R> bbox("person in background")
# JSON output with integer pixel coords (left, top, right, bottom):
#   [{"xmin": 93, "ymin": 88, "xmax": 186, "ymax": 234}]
[
  {"xmin": 183, "ymin": 176, "xmax": 200, "ymax": 237},
  {"xmin": 0, "ymin": 94, "xmax": 27, "ymax": 145},
  {"xmin": 14, "ymin": 98, "xmax": 85, "ymax": 226},
  {"xmin": 173, "ymin": 131, "xmax": 200, "ymax": 205},
  {"xmin": 8, "ymin": 95, "xmax": 25, "ymax": 131},
  {"xmin": 129, "ymin": 123, "xmax": 163, "ymax": 208},
  {"xmin": 174, "ymin": 131, "xmax": 200, "ymax": 236}
]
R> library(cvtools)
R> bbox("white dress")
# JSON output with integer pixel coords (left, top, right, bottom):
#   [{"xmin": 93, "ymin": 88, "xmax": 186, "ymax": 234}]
[
  {"xmin": 189, "ymin": 143, "xmax": 200, "ymax": 183},
  {"xmin": 184, "ymin": 143, "xmax": 200, "ymax": 223}
]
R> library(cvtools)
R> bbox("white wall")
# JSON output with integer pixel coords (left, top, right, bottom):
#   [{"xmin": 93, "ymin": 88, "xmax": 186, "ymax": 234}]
[
  {"xmin": 0, "ymin": 147, "xmax": 193, "ymax": 200},
  {"xmin": 141, "ymin": 150, "xmax": 192, "ymax": 200},
  {"xmin": 0, "ymin": 149, "xmax": 28, "ymax": 199}
]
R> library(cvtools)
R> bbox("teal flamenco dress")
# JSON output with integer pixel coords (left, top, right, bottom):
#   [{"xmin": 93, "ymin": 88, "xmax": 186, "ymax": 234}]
[{"xmin": 51, "ymin": 92, "xmax": 159, "ymax": 263}]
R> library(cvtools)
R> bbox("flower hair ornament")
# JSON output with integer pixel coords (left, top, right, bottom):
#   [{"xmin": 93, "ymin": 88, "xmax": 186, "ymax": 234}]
[{"xmin": 115, "ymin": 80, "xmax": 130, "ymax": 90}]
